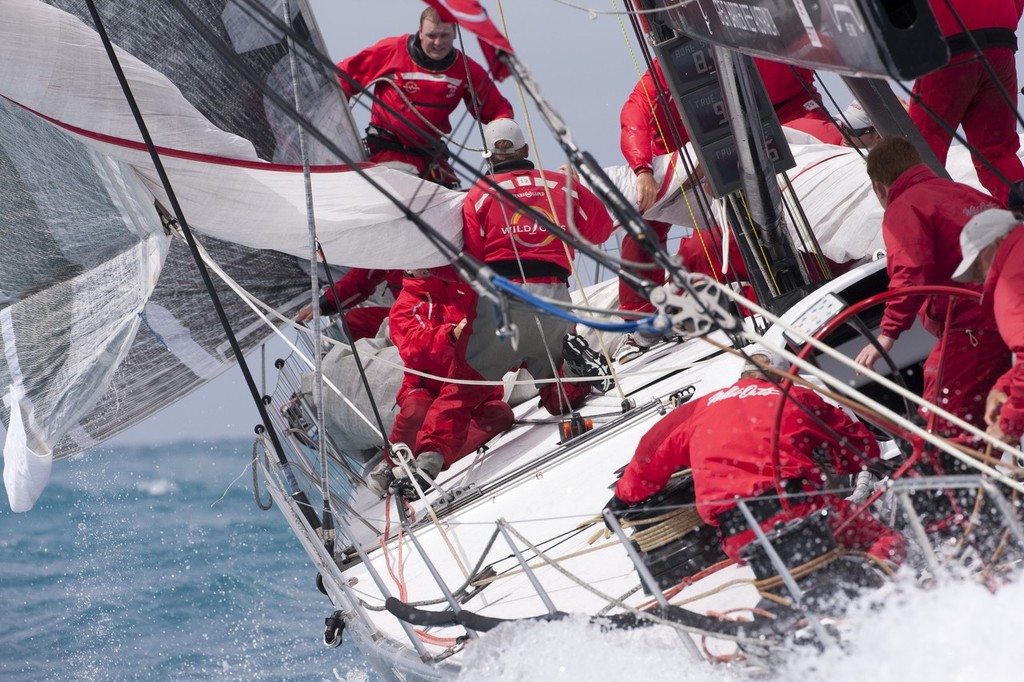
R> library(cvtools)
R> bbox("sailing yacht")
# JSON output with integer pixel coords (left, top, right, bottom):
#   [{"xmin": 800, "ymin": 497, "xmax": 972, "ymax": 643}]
[{"xmin": 1, "ymin": 0, "xmax": 1023, "ymax": 678}]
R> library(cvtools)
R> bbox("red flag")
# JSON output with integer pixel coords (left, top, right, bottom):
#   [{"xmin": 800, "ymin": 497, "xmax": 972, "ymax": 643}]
[{"xmin": 422, "ymin": 0, "xmax": 514, "ymax": 81}]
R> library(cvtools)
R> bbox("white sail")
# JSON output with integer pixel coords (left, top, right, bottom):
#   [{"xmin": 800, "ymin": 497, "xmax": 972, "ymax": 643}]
[{"xmin": 0, "ymin": 0, "xmax": 464, "ymax": 271}]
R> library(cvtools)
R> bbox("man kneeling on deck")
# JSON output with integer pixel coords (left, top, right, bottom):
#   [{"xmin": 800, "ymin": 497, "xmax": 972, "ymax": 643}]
[
  {"xmin": 394, "ymin": 119, "xmax": 617, "ymax": 491},
  {"xmin": 608, "ymin": 348, "xmax": 905, "ymax": 567},
  {"xmin": 367, "ymin": 266, "xmax": 514, "ymax": 498}
]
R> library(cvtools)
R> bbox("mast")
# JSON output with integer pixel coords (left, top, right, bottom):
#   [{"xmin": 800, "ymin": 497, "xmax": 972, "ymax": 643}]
[
  {"xmin": 713, "ymin": 46, "xmax": 807, "ymax": 306},
  {"xmin": 632, "ymin": 1, "xmax": 809, "ymax": 313}
]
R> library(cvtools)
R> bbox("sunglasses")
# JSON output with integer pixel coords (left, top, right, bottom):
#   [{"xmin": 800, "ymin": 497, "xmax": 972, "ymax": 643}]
[{"xmin": 847, "ymin": 125, "xmax": 876, "ymax": 137}]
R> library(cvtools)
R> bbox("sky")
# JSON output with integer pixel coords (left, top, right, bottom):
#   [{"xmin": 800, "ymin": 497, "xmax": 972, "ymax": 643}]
[{"xmin": 69, "ymin": 0, "xmax": 1024, "ymax": 448}]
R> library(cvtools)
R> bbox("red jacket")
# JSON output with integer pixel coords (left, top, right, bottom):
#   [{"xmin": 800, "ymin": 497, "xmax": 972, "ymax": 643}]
[
  {"xmin": 321, "ymin": 268, "xmax": 404, "ymax": 315},
  {"xmin": 462, "ymin": 160, "xmax": 616, "ymax": 276},
  {"xmin": 619, "ymin": 63, "xmax": 691, "ymax": 175},
  {"xmin": 619, "ymin": 60, "xmax": 820, "ymax": 174},
  {"xmin": 929, "ymin": 0, "xmax": 1022, "ymax": 36},
  {"xmin": 337, "ymin": 34, "xmax": 513, "ymax": 149},
  {"xmin": 752, "ymin": 58, "xmax": 817, "ymax": 108},
  {"xmin": 388, "ymin": 272, "xmax": 476, "ymax": 401},
  {"xmin": 615, "ymin": 378, "xmax": 880, "ymax": 524},
  {"xmin": 880, "ymin": 164, "xmax": 1000, "ymax": 339},
  {"xmin": 987, "ymin": 227, "xmax": 1024, "ymax": 439}
]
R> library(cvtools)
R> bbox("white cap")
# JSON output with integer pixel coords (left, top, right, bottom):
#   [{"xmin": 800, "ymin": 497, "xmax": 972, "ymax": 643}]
[
  {"xmin": 741, "ymin": 345, "xmax": 787, "ymax": 373},
  {"xmin": 952, "ymin": 208, "xmax": 1018, "ymax": 282},
  {"xmin": 841, "ymin": 100, "xmax": 872, "ymax": 132},
  {"xmin": 483, "ymin": 118, "xmax": 525, "ymax": 156}
]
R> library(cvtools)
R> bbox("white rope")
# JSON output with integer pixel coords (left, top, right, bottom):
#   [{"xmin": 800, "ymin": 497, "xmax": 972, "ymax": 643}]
[{"xmin": 172, "ymin": 229, "xmax": 385, "ymax": 439}]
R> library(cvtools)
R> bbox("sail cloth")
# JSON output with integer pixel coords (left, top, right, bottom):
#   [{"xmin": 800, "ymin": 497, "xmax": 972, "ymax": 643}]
[
  {"xmin": 630, "ymin": 129, "xmax": 1024, "ymax": 268},
  {"xmin": 0, "ymin": 0, "xmax": 430, "ymax": 511},
  {"xmin": 0, "ymin": 92, "xmax": 172, "ymax": 511},
  {"xmin": 775, "ymin": 129, "xmax": 1024, "ymax": 266},
  {"xmin": 0, "ymin": 0, "xmax": 464, "ymax": 270}
]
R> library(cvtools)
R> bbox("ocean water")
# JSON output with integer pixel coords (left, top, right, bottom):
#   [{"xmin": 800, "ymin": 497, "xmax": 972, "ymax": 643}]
[
  {"xmin": 7, "ymin": 440, "xmax": 1024, "ymax": 682},
  {"xmin": 0, "ymin": 440, "xmax": 375, "ymax": 682}
]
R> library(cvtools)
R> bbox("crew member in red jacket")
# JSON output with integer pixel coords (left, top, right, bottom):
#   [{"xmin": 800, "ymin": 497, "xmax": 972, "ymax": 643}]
[
  {"xmin": 611, "ymin": 349, "xmax": 904, "ymax": 565},
  {"xmin": 617, "ymin": 59, "xmax": 836, "ymax": 315},
  {"xmin": 952, "ymin": 209, "xmax": 1024, "ymax": 444},
  {"xmin": 296, "ymin": 267, "xmax": 404, "ymax": 341},
  {"xmin": 909, "ymin": 0, "xmax": 1024, "ymax": 206},
  {"xmin": 855, "ymin": 137, "xmax": 1010, "ymax": 435},
  {"xmin": 403, "ymin": 119, "xmax": 616, "ymax": 482},
  {"xmin": 337, "ymin": 7, "xmax": 513, "ymax": 187},
  {"xmin": 378, "ymin": 267, "xmax": 514, "ymax": 489}
]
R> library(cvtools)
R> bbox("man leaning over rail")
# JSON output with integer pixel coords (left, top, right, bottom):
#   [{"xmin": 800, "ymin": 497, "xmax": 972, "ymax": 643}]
[
  {"xmin": 337, "ymin": 6, "xmax": 513, "ymax": 188},
  {"xmin": 609, "ymin": 349, "xmax": 905, "ymax": 566}
]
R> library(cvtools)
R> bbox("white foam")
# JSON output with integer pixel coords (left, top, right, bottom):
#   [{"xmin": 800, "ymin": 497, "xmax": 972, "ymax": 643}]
[{"xmin": 457, "ymin": 577, "xmax": 1024, "ymax": 680}]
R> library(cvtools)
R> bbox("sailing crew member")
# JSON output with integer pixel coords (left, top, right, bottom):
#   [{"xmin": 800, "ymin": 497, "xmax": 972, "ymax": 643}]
[
  {"xmin": 400, "ymin": 119, "xmax": 616, "ymax": 485},
  {"xmin": 951, "ymin": 209, "xmax": 1024, "ymax": 445},
  {"xmin": 336, "ymin": 7, "xmax": 514, "ymax": 188},
  {"xmin": 837, "ymin": 101, "xmax": 882, "ymax": 150},
  {"xmin": 909, "ymin": 0, "xmax": 1024, "ymax": 206},
  {"xmin": 615, "ymin": 59, "xmax": 835, "ymax": 361},
  {"xmin": 854, "ymin": 137, "xmax": 1011, "ymax": 435},
  {"xmin": 367, "ymin": 266, "xmax": 514, "ymax": 496},
  {"xmin": 609, "ymin": 348, "xmax": 905, "ymax": 565},
  {"xmin": 296, "ymin": 267, "xmax": 403, "ymax": 341}
]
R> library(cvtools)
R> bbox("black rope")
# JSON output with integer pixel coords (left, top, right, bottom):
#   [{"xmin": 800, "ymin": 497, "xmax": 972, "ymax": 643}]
[{"xmin": 83, "ymin": 0, "xmax": 321, "ymax": 529}]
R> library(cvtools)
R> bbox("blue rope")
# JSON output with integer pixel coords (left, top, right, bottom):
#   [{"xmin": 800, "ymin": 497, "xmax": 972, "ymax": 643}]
[
  {"xmin": 137, "ymin": 311, "xmax": 169, "ymax": 350},
  {"xmin": 490, "ymin": 276, "xmax": 670, "ymax": 334}
]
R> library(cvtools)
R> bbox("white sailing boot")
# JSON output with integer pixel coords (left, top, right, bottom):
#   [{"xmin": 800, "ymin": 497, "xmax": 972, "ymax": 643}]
[
  {"xmin": 365, "ymin": 459, "xmax": 393, "ymax": 498},
  {"xmin": 613, "ymin": 330, "xmax": 663, "ymax": 364}
]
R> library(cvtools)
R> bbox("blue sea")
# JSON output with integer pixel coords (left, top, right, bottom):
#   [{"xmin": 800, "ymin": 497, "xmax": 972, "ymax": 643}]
[
  {"xmin": 7, "ymin": 440, "xmax": 1024, "ymax": 682},
  {"xmin": 0, "ymin": 440, "xmax": 376, "ymax": 681}
]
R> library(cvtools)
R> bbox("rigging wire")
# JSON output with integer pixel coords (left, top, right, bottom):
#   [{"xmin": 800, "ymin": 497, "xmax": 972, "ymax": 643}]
[
  {"xmin": 205, "ymin": 0, "xmax": 660, "ymax": 296},
  {"xmin": 282, "ymin": 0, "xmax": 336, "ymax": 550},
  {"xmin": 551, "ymin": 0, "xmax": 689, "ymax": 15},
  {"xmin": 230, "ymin": 0, "xmax": 674, "ymax": 286},
  {"xmin": 82, "ymin": 0, "xmax": 322, "ymax": 530},
  {"xmin": 315, "ymin": 246, "xmax": 393, "ymax": 456},
  {"xmin": 167, "ymin": 0, "xmax": 693, "ymax": 411},
  {"xmin": 712, "ymin": 285, "xmax": 1024, "ymax": 489}
]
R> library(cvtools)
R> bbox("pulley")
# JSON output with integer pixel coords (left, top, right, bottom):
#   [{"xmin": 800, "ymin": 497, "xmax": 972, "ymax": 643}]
[{"xmin": 558, "ymin": 412, "xmax": 593, "ymax": 443}]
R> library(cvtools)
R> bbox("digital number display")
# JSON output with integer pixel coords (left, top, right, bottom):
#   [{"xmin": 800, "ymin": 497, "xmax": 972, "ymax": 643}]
[
  {"xmin": 680, "ymin": 87, "xmax": 729, "ymax": 143},
  {"xmin": 664, "ymin": 38, "xmax": 717, "ymax": 89},
  {"xmin": 701, "ymin": 123, "xmax": 795, "ymax": 197},
  {"xmin": 650, "ymin": 0, "xmax": 947, "ymax": 80}
]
